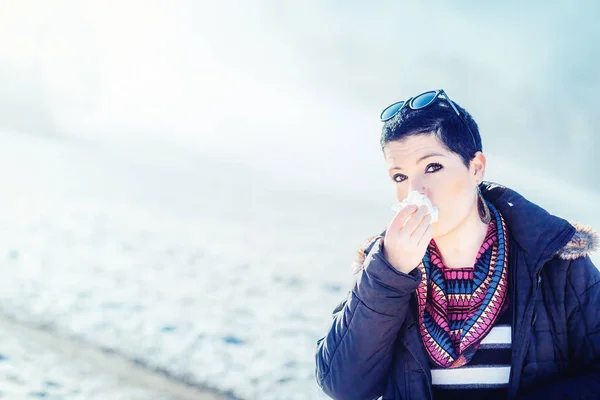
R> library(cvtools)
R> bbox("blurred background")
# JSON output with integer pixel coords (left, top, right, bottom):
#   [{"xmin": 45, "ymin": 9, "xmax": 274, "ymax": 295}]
[{"xmin": 0, "ymin": 0, "xmax": 598, "ymax": 399}]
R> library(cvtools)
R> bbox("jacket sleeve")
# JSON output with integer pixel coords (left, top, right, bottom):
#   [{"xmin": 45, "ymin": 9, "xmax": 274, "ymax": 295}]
[
  {"xmin": 315, "ymin": 237, "xmax": 421, "ymax": 400},
  {"xmin": 519, "ymin": 255, "xmax": 600, "ymax": 399}
]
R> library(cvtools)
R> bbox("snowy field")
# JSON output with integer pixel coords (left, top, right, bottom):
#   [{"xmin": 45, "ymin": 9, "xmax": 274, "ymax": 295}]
[
  {"xmin": 0, "ymin": 131, "xmax": 597, "ymax": 399},
  {"xmin": 0, "ymin": 312, "xmax": 224, "ymax": 400}
]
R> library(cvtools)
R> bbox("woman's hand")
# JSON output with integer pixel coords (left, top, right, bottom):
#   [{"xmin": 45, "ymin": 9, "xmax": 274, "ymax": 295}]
[{"xmin": 382, "ymin": 204, "xmax": 433, "ymax": 274}]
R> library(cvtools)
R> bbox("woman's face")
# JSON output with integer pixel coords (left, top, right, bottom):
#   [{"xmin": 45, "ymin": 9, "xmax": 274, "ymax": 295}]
[{"xmin": 383, "ymin": 134, "xmax": 486, "ymax": 239}]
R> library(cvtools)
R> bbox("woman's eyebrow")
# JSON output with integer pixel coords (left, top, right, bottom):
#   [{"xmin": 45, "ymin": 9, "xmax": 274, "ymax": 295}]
[
  {"xmin": 417, "ymin": 152, "xmax": 445, "ymax": 163},
  {"xmin": 390, "ymin": 153, "xmax": 445, "ymax": 171}
]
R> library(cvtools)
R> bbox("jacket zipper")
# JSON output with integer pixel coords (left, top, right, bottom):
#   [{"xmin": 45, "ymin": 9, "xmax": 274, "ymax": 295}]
[
  {"xmin": 507, "ymin": 226, "xmax": 574, "ymax": 399},
  {"xmin": 509, "ymin": 270, "xmax": 544, "ymax": 398},
  {"xmin": 404, "ymin": 295, "xmax": 434, "ymax": 399},
  {"xmin": 404, "ymin": 324, "xmax": 434, "ymax": 400},
  {"xmin": 508, "ymin": 269, "xmax": 541, "ymax": 399}
]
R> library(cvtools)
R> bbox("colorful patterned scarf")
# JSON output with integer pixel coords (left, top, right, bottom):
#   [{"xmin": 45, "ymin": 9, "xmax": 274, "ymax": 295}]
[{"xmin": 416, "ymin": 201, "xmax": 509, "ymax": 368}]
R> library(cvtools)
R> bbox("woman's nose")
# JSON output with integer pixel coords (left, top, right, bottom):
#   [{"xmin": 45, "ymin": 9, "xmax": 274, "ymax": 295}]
[{"xmin": 409, "ymin": 181, "xmax": 427, "ymax": 195}]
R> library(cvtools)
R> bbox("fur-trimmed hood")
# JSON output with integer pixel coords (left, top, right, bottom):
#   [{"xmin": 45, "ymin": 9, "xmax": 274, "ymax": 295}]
[{"xmin": 557, "ymin": 223, "xmax": 599, "ymax": 260}]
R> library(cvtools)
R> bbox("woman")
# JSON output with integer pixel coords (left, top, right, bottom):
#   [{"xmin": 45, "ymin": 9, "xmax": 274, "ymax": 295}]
[{"xmin": 314, "ymin": 90, "xmax": 600, "ymax": 400}]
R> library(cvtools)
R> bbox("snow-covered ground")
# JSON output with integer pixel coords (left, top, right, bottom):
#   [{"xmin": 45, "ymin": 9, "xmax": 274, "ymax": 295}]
[
  {"xmin": 0, "ymin": 131, "xmax": 597, "ymax": 399},
  {"xmin": 0, "ymin": 312, "xmax": 226, "ymax": 400}
]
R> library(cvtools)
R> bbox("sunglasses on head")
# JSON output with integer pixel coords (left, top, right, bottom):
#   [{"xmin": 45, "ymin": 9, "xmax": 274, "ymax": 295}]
[{"xmin": 379, "ymin": 89, "xmax": 477, "ymax": 147}]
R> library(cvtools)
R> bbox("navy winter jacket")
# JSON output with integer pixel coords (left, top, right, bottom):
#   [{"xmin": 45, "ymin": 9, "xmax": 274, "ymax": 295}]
[{"xmin": 315, "ymin": 182, "xmax": 600, "ymax": 399}]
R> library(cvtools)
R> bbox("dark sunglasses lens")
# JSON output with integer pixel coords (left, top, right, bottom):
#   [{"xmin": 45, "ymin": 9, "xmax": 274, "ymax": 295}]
[
  {"xmin": 380, "ymin": 101, "xmax": 404, "ymax": 121},
  {"xmin": 411, "ymin": 91, "xmax": 437, "ymax": 109}
]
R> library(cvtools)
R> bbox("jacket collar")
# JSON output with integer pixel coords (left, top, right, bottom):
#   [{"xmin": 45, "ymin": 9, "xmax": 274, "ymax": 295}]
[{"xmin": 480, "ymin": 181, "xmax": 597, "ymax": 266}]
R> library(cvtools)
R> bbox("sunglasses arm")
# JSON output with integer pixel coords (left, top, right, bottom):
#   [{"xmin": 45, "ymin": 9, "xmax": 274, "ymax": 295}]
[{"xmin": 439, "ymin": 90, "xmax": 461, "ymax": 116}]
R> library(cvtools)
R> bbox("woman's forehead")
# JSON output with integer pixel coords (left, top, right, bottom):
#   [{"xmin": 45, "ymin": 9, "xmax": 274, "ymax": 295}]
[{"xmin": 384, "ymin": 135, "xmax": 450, "ymax": 161}]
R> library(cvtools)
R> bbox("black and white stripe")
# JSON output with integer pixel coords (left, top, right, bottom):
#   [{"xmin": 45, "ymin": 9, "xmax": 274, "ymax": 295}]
[{"xmin": 431, "ymin": 308, "xmax": 512, "ymax": 399}]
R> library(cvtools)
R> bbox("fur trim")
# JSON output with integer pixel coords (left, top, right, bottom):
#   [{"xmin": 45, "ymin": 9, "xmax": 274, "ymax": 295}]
[
  {"xmin": 555, "ymin": 223, "xmax": 599, "ymax": 261},
  {"xmin": 351, "ymin": 234, "xmax": 382, "ymax": 274}
]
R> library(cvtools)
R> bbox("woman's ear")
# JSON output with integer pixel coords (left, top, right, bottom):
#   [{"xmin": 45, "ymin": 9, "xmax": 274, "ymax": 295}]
[{"xmin": 470, "ymin": 152, "xmax": 487, "ymax": 183}]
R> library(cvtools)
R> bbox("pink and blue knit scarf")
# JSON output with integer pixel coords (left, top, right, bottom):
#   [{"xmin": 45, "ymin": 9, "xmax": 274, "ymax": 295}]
[{"xmin": 416, "ymin": 201, "xmax": 509, "ymax": 368}]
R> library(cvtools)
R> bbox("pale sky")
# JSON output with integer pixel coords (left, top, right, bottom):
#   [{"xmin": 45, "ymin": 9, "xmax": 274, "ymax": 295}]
[{"xmin": 0, "ymin": 0, "xmax": 598, "ymax": 194}]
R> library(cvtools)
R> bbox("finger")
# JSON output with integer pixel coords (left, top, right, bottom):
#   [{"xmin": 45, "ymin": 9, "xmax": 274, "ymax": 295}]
[
  {"xmin": 389, "ymin": 204, "xmax": 418, "ymax": 231},
  {"xmin": 417, "ymin": 223, "xmax": 433, "ymax": 247},
  {"xmin": 402, "ymin": 205, "xmax": 429, "ymax": 234},
  {"xmin": 410, "ymin": 213, "xmax": 432, "ymax": 241}
]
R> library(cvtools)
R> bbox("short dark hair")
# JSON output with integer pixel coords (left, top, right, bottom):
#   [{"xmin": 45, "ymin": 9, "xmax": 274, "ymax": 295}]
[{"xmin": 380, "ymin": 99, "xmax": 482, "ymax": 167}]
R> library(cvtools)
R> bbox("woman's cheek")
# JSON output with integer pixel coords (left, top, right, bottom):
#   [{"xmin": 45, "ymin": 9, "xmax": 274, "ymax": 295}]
[{"xmin": 448, "ymin": 176, "xmax": 469, "ymax": 197}]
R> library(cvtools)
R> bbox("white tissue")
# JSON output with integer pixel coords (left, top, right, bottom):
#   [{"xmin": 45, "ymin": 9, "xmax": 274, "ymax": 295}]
[{"xmin": 391, "ymin": 190, "xmax": 439, "ymax": 223}]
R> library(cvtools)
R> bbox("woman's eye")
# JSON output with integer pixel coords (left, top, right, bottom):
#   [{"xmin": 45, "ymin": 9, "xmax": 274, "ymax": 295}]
[
  {"xmin": 392, "ymin": 174, "xmax": 407, "ymax": 183},
  {"xmin": 426, "ymin": 163, "xmax": 443, "ymax": 173},
  {"xmin": 392, "ymin": 164, "xmax": 441, "ymax": 183}
]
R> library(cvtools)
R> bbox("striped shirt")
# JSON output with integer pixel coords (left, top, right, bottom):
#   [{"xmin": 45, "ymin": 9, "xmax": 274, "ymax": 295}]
[{"xmin": 430, "ymin": 275, "xmax": 512, "ymax": 400}]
